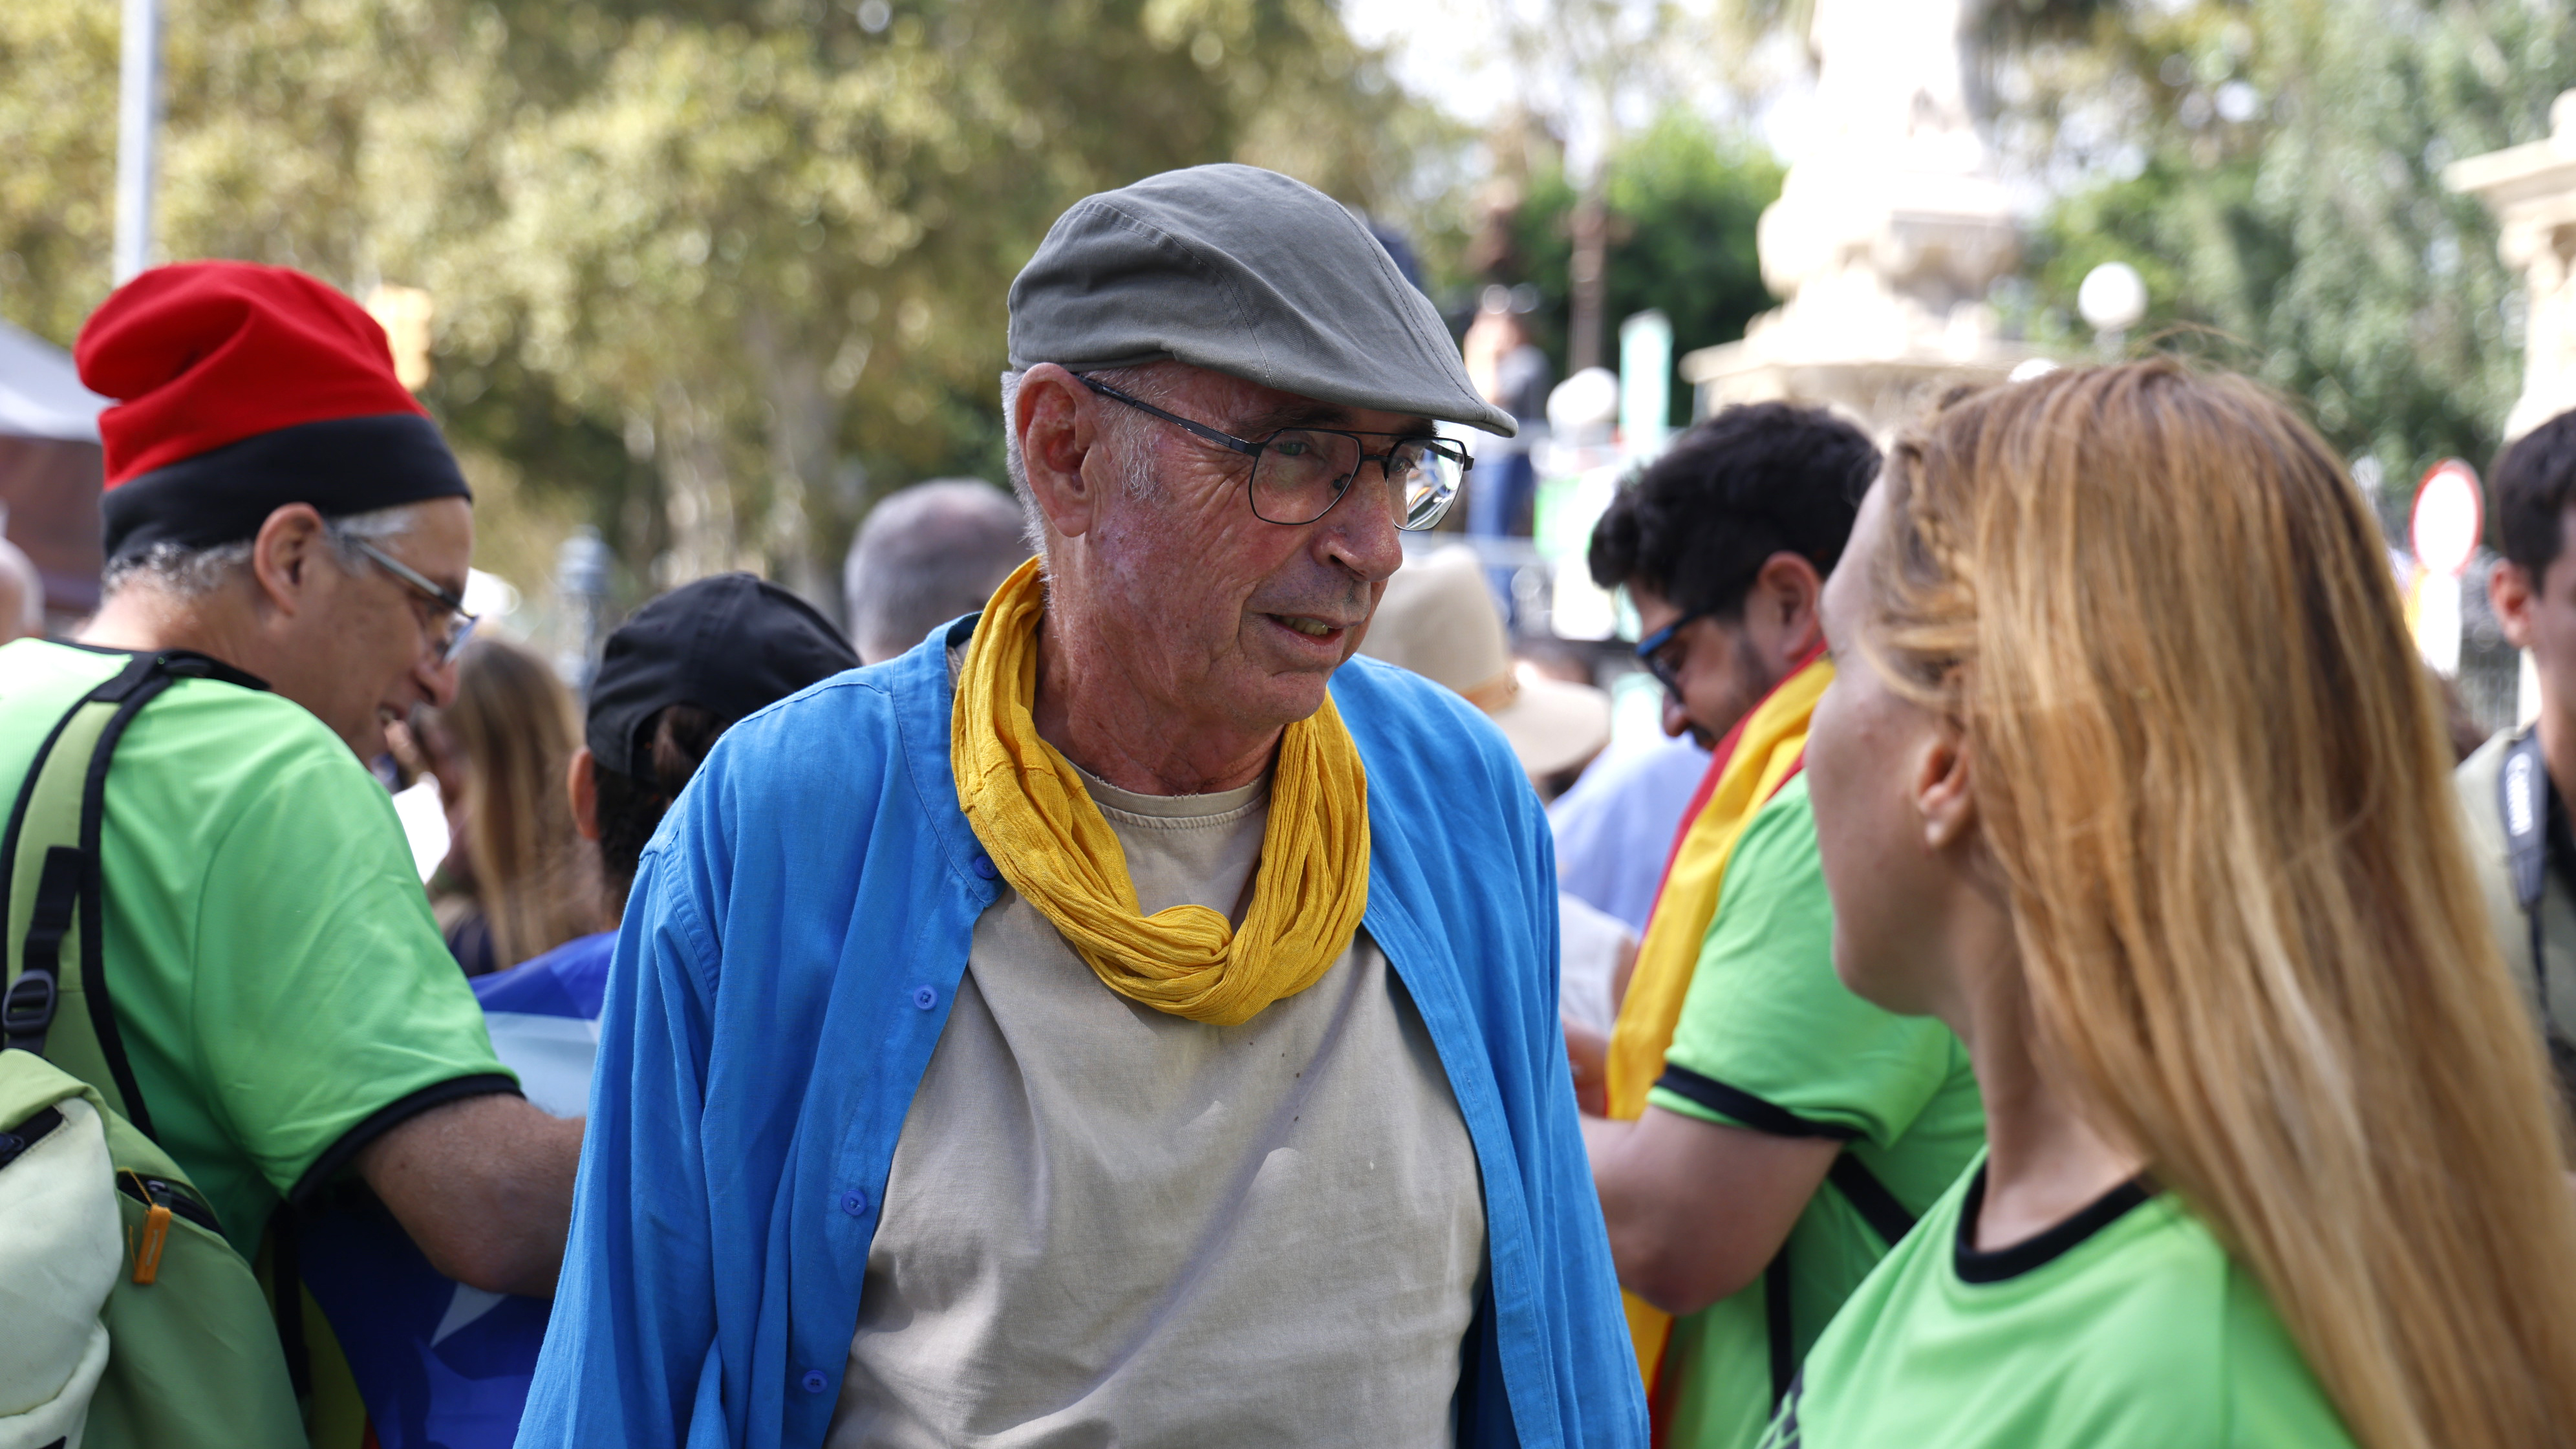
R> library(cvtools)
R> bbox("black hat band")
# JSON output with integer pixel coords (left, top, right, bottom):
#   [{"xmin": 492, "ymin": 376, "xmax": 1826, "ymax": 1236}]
[{"xmin": 102, "ymin": 412, "xmax": 473, "ymax": 566}]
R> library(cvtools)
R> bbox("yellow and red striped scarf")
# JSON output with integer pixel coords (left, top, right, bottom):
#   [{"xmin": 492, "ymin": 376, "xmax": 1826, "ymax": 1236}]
[{"xmin": 1608, "ymin": 650, "xmax": 1832, "ymax": 1398}]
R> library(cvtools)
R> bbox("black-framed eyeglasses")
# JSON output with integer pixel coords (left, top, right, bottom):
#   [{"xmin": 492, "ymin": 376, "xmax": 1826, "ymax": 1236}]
[
  {"xmin": 1080, "ymin": 376, "xmax": 1471, "ymax": 531},
  {"xmin": 352, "ymin": 539, "xmax": 479, "ymax": 666},
  {"xmin": 1635, "ymin": 610, "xmax": 1711, "ymax": 700}
]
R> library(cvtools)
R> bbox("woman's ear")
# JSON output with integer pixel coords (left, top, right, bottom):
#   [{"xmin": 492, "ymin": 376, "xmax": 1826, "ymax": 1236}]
[{"xmin": 1913, "ymin": 720, "xmax": 1977, "ymax": 851}]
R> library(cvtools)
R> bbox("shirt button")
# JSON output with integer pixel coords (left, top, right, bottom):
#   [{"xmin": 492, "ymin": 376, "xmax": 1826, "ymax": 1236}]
[
  {"xmin": 840, "ymin": 1190, "xmax": 868, "ymax": 1216},
  {"xmin": 912, "ymin": 985, "xmax": 939, "ymax": 1011},
  {"xmin": 800, "ymin": 1369, "xmax": 830, "ymax": 1395},
  {"xmin": 971, "ymin": 853, "xmax": 999, "ymax": 880}
]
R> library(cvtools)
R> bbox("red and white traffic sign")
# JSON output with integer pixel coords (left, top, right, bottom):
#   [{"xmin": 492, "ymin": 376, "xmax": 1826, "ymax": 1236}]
[{"xmin": 2410, "ymin": 458, "xmax": 2483, "ymax": 577}]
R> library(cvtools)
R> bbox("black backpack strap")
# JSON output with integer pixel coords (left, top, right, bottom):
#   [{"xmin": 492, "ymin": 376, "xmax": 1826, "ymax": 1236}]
[
  {"xmin": 2504, "ymin": 726, "xmax": 2549, "ymax": 993},
  {"xmin": 1657, "ymin": 1064, "xmax": 1925, "ymax": 1407},
  {"xmin": 1761, "ymin": 1154, "xmax": 1919, "ymax": 1411},
  {"xmin": 1827, "ymin": 1154, "xmax": 1920, "ymax": 1249},
  {"xmin": 2497, "ymin": 727, "xmax": 2576, "ymax": 1108},
  {"xmin": 2505, "ymin": 727, "xmax": 2549, "ymax": 913},
  {"xmin": 1763, "ymin": 1251, "xmax": 1796, "ymax": 1408},
  {"xmin": 0, "ymin": 652, "xmax": 189, "ymax": 1137}
]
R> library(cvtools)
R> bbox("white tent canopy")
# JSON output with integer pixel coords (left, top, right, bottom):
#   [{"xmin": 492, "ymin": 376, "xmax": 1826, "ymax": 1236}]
[{"xmin": 0, "ymin": 319, "xmax": 107, "ymax": 444}]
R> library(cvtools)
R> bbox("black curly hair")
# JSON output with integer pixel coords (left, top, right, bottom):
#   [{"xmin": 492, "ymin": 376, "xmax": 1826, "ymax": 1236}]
[
  {"xmin": 2497, "ymin": 409, "xmax": 2576, "ymax": 582},
  {"xmin": 1587, "ymin": 401, "xmax": 1878, "ymax": 618}
]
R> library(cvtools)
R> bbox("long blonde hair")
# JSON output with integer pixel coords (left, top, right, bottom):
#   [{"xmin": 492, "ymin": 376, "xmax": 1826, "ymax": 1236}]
[
  {"xmin": 1865, "ymin": 360, "xmax": 2576, "ymax": 1449},
  {"xmin": 445, "ymin": 636, "xmax": 600, "ymax": 970}
]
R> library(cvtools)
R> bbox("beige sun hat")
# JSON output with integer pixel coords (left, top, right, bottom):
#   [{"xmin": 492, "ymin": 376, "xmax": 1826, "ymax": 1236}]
[{"xmin": 1360, "ymin": 544, "xmax": 1613, "ymax": 779}]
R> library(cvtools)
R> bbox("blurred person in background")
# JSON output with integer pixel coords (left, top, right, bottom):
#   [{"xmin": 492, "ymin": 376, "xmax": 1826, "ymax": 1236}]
[
  {"xmin": 1510, "ymin": 636, "xmax": 1613, "ymax": 799},
  {"xmin": 391, "ymin": 702, "xmax": 477, "ymax": 948},
  {"xmin": 473, "ymin": 571, "xmax": 859, "ymax": 1106},
  {"xmin": 1579, "ymin": 401, "xmax": 1981, "ymax": 1448},
  {"xmin": 842, "ymin": 478, "xmax": 1031, "ymax": 664},
  {"xmin": 417, "ymin": 637, "xmax": 603, "ymax": 977},
  {"xmin": 1548, "ymin": 730, "xmax": 1712, "ymax": 935},
  {"xmin": 1461, "ymin": 293, "xmax": 1551, "ymax": 540},
  {"xmin": 1, "ymin": 262, "xmax": 579, "ymax": 1442},
  {"xmin": 2432, "ymin": 670, "xmax": 2491, "ymax": 764},
  {"xmin": 521, "ymin": 164, "xmax": 1641, "ymax": 1448},
  {"xmin": 0, "ymin": 531, "xmax": 46, "ymax": 642},
  {"xmin": 2460, "ymin": 407, "xmax": 2576, "ymax": 1108},
  {"xmin": 292, "ymin": 572, "xmax": 859, "ymax": 1449},
  {"xmin": 1778, "ymin": 360, "xmax": 2576, "ymax": 1448},
  {"xmin": 1358, "ymin": 543, "xmax": 1630, "ymax": 1071}
]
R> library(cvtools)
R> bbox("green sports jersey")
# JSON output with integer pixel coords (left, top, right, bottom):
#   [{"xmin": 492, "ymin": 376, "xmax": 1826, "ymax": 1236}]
[
  {"xmin": 1643, "ymin": 775, "xmax": 1985, "ymax": 1449},
  {"xmin": 0, "ymin": 639, "xmax": 516, "ymax": 1256},
  {"xmin": 1758, "ymin": 1153, "xmax": 2355, "ymax": 1448}
]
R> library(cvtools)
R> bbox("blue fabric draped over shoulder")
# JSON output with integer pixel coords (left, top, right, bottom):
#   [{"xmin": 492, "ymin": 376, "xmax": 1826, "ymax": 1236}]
[{"xmin": 513, "ymin": 614, "xmax": 1645, "ymax": 1449}]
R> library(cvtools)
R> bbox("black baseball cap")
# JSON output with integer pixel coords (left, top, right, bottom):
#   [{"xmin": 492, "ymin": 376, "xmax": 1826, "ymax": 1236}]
[{"xmin": 585, "ymin": 572, "xmax": 859, "ymax": 780}]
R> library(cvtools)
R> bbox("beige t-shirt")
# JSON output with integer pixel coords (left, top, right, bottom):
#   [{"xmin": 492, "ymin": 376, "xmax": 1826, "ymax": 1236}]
[{"xmin": 829, "ymin": 767, "xmax": 1488, "ymax": 1448}]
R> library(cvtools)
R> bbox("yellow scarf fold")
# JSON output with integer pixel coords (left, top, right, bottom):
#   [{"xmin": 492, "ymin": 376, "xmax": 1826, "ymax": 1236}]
[
  {"xmin": 1609, "ymin": 654, "xmax": 1832, "ymax": 1397},
  {"xmin": 950, "ymin": 558, "xmax": 1370, "ymax": 1026}
]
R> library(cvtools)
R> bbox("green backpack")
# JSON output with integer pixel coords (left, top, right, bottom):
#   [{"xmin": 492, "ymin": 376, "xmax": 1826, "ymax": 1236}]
[{"xmin": 0, "ymin": 651, "xmax": 303, "ymax": 1449}]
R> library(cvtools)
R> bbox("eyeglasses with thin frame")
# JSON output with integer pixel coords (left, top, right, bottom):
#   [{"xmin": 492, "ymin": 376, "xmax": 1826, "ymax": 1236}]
[
  {"xmin": 1635, "ymin": 609, "xmax": 1711, "ymax": 701},
  {"xmin": 352, "ymin": 539, "xmax": 479, "ymax": 666},
  {"xmin": 1079, "ymin": 377, "xmax": 1472, "ymax": 531}
]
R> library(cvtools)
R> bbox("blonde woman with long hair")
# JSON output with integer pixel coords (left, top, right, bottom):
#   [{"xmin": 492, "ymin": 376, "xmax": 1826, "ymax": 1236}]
[
  {"xmin": 436, "ymin": 636, "xmax": 604, "ymax": 972},
  {"xmin": 1774, "ymin": 360, "xmax": 2576, "ymax": 1448}
]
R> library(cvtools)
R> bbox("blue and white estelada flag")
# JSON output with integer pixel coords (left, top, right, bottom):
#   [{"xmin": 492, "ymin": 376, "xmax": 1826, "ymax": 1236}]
[{"xmin": 297, "ymin": 932, "xmax": 610, "ymax": 1449}]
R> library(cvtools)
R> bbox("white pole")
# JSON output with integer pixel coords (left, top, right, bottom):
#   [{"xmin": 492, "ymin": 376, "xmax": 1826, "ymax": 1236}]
[{"xmin": 113, "ymin": 0, "xmax": 162, "ymax": 284}]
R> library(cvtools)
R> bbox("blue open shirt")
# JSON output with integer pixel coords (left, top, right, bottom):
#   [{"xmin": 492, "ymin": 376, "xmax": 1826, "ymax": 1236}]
[{"xmin": 515, "ymin": 619, "xmax": 1644, "ymax": 1448}]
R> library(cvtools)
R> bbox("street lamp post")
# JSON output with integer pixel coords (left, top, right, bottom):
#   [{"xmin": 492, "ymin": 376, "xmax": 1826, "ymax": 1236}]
[
  {"xmin": 113, "ymin": 0, "xmax": 161, "ymax": 284},
  {"xmin": 555, "ymin": 527, "xmax": 613, "ymax": 697}
]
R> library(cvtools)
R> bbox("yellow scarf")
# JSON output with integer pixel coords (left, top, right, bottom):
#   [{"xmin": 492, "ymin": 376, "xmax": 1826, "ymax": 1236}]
[
  {"xmin": 950, "ymin": 558, "xmax": 1371, "ymax": 1026},
  {"xmin": 1609, "ymin": 654, "xmax": 1832, "ymax": 1397}
]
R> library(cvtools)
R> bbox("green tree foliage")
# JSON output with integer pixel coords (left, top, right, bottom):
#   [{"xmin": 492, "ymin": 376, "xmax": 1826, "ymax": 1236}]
[
  {"xmin": 0, "ymin": 0, "xmax": 1429, "ymax": 610},
  {"xmin": 2015, "ymin": 0, "xmax": 2576, "ymax": 492},
  {"xmin": 1495, "ymin": 113, "xmax": 1783, "ymax": 422}
]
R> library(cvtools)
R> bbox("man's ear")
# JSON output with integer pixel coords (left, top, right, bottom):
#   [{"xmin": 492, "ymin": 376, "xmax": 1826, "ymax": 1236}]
[
  {"xmin": 1750, "ymin": 550, "xmax": 1826, "ymax": 665},
  {"xmin": 248, "ymin": 503, "xmax": 332, "ymax": 617},
  {"xmin": 1913, "ymin": 720, "xmax": 1977, "ymax": 852},
  {"xmin": 2494, "ymin": 559, "xmax": 2540, "ymax": 651},
  {"xmin": 1016, "ymin": 363, "xmax": 1106, "ymax": 543},
  {"xmin": 566, "ymin": 746, "xmax": 601, "ymax": 843}
]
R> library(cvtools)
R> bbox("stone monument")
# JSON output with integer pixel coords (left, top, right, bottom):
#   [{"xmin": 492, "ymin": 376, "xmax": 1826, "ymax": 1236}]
[
  {"xmin": 1681, "ymin": 0, "xmax": 2032, "ymax": 433},
  {"xmin": 2446, "ymin": 91, "xmax": 2576, "ymax": 443}
]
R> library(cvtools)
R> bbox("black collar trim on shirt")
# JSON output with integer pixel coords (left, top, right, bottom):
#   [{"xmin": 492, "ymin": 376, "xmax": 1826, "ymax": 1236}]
[{"xmin": 1953, "ymin": 1165, "xmax": 2155, "ymax": 1284}]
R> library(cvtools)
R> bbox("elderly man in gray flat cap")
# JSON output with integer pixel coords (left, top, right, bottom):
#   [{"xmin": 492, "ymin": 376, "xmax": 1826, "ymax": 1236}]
[{"xmin": 519, "ymin": 164, "xmax": 1644, "ymax": 1449}]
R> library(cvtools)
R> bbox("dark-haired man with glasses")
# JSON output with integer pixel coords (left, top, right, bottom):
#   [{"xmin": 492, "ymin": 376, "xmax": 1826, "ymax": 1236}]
[
  {"xmin": 523, "ymin": 164, "xmax": 1643, "ymax": 1449},
  {"xmin": 0, "ymin": 259, "xmax": 581, "ymax": 1395},
  {"xmin": 1574, "ymin": 402, "xmax": 1982, "ymax": 1449}
]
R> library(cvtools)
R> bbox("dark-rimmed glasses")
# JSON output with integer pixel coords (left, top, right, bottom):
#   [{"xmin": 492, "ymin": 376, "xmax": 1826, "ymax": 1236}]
[
  {"xmin": 352, "ymin": 539, "xmax": 480, "ymax": 666},
  {"xmin": 1080, "ymin": 377, "xmax": 1470, "ymax": 531},
  {"xmin": 1635, "ymin": 610, "xmax": 1712, "ymax": 700}
]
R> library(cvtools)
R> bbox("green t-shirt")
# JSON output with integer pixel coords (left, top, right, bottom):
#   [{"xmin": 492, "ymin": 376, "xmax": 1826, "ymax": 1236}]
[
  {"xmin": 0, "ymin": 639, "xmax": 516, "ymax": 1256},
  {"xmin": 1756, "ymin": 1154, "xmax": 2356, "ymax": 1448},
  {"xmin": 1642, "ymin": 775, "xmax": 1986, "ymax": 1449}
]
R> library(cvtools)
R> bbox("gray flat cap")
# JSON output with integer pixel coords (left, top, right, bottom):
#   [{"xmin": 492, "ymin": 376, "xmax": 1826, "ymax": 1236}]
[{"xmin": 1008, "ymin": 164, "xmax": 1515, "ymax": 437}]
